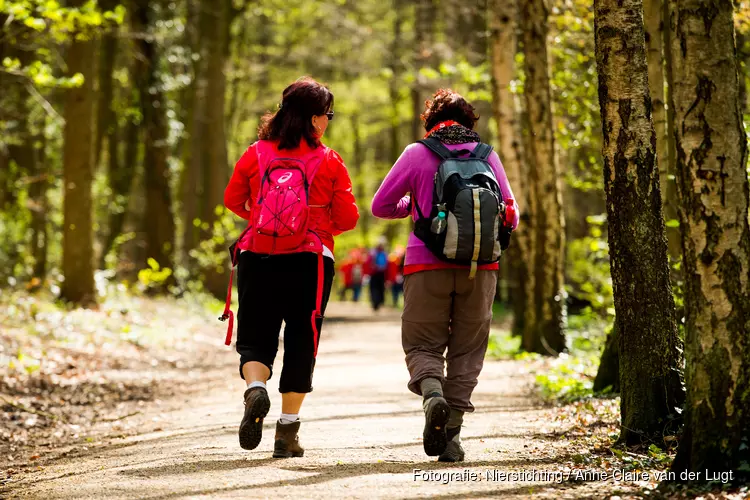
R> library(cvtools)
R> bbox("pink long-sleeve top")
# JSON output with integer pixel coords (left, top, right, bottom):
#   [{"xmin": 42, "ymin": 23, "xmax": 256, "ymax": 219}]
[{"xmin": 371, "ymin": 141, "xmax": 519, "ymax": 273}]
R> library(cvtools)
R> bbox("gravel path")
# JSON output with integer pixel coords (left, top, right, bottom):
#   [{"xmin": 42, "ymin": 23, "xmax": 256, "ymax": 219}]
[{"xmin": 5, "ymin": 303, "xmax": 604, "ymax": 499}]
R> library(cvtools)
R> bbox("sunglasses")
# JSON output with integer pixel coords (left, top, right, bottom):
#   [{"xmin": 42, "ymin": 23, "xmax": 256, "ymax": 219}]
[{"xmin": 325, "ymin": 111, "xmax": 334, "ymax": 121}]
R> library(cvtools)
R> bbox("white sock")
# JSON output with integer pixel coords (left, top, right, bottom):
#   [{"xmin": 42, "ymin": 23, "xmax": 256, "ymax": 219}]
[
  {"xmin": 247, "ymin": 381, "xmax": 266, "ymax": 390},
  {"xmin": 279, "ymin": 412, "xmax": 299, "ymax": 424}
]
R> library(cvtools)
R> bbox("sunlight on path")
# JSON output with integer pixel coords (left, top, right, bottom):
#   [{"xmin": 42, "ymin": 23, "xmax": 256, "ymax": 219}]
[{"xmin": 7, "ymin": 303, "xmax": 588, "ymax": 499}]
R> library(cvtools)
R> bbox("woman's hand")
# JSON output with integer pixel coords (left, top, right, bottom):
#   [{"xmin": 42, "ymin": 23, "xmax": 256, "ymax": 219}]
[{"xmin": 244, "ymin": 199, "xmax": 252, "ymax": 211}]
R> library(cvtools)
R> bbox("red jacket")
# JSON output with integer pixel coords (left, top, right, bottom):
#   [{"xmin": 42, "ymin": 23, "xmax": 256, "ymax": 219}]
[{"xmin": 224, "ymin": 139, "xmax": 359, "ymax": 251}]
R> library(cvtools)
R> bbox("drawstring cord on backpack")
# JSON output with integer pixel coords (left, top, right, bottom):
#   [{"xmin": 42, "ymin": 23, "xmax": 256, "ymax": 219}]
[
  {"xmin": 219, "ymin": 228, "xmax": 248, "ymax": 346},
  {"xmin": 219, "ymin": 268, "xmax": 235, "ymax": 346}
]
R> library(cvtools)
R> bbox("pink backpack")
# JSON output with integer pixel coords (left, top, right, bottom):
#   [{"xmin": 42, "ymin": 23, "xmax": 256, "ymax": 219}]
[
  {"xmin": 219, "ymin": 142, "xmax": 328, "ymax": 348},
  {"xmin": 249, "ymin": 151, "xmax": 322, "ymax": 253}
]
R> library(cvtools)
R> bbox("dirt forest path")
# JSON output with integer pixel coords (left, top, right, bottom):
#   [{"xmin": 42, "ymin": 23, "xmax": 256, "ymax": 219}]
[{"xmin": 5, "ymin": 303, "xmax": 600, "ymax": 499}]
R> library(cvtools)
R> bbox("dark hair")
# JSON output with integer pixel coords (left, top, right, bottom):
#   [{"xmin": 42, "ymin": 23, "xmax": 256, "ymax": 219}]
[
  {"xmin": 421, "ymin": 89, "xmax": 479, "ymax": 132},
  {"xmin": 258, "ymin": 77, "xmax": 334, "ymax": 150}
]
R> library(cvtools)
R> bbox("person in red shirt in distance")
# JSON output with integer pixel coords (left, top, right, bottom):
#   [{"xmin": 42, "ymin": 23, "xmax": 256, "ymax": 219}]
[{"xmin": 224, "ymin": 77, "xmax": 359, "ymax": 458}]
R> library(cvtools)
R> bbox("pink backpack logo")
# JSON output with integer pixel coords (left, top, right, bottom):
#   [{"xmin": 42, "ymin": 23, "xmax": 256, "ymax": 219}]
[{"xmin": 249, "ymin": 153, "xmax": 322, "ymax": 254}]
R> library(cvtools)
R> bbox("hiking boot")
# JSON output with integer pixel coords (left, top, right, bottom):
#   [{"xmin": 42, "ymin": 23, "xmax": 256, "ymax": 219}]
[
  {"xmin": 239, "ymin": 387, "xmax": 270, "ymax": 450},
  {"xmin": 422, "ymin": 394, "xmax": 451, "ymax": 456},
  {"xmin": 438, "ymin": 426, "xmax": 465, "ymax": 462},
  {"xmin": 273, "ymin": 420, "xmax": 305, "ymax": 458}
]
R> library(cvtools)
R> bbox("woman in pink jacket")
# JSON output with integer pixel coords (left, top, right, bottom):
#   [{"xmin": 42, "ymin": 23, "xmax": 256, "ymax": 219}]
[{"xmin": 371, "ymin": 89, "xmax": 519, "ymax": 462}]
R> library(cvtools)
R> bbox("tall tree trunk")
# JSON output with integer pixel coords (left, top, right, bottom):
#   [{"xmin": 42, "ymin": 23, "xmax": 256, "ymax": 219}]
[
  {"xmin": 646, "ymin": 0, "xmax": 682, "ymax": 276},
  {"xmin": 390, "ymin": 0, "xmax": 403, "ymax": 163},
  {"xmin": 662, "ymin": 0, "xmax": 682, "ymax": 277},
  {"xmin": 411, "ymin": 0, "xmax": 436, "ymax": 141},
  {"xmin": 352, "ymin": 114, "xmax": 369, "ymax": 242},
  {"xmin": 95, "ymin": 0, "xmax": 118, "ymax": 169},
  {"xmin": 0, "ymin": 43, "xmax": 29, "ymax": 214},
  {"xmin": 594, "ymin": 0, "xmax": 685, "ymax": 445},
  {"xmin": 737, "ymin": 29, "xmax": 748, "ymax": 115},
  {"xmin": 490, "ymin": 0, "xmax": 529, "ymax": 336},
  {"xmin": 133, "ymin": 0, "xmax": 176, "ymax": 289},
  {"xmin": 0, "ymin": 14, "xmax": 19, "ymax": 212},
  {"xmin": 7, "ymin": 52, "xmax": 35, "ymax": 276},
  {"xmin": 30, "ymin": 119, "xmax": 49, "ymax": 280},
  {"xmin": 180, "ymin": 0, "xmax": 206, "ymax": 269},
  {"xmin": 667, "ymin": 0, "xmax": 750, "ymax": 483},
  {"xmin": 61, "ymin": 2, "xmax": 97, "ymax": 305},
  {"xmin": 386, "ymin": 0, "xmax": 404, "ymax": 243},
  {"xmin": 519, "ymin": 0, "xmax": 566, "ymax": 354},
  {"xmin": 200, "ymin": 0, "xmax": 232, "ymax": 298},
  {"xmin": 97, "ymin": 8, "xmax": 125, "ymax": 267}
]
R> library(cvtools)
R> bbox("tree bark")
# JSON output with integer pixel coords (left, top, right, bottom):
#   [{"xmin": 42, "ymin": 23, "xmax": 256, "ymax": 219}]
[
  {"xmin": 490, "ymin": 0, "xmax": 529, "ymax": 337},
  {"xmin": 519, "ymin": 0, "xmax": 566, "ymax": 354},
  {"xmin": 667, "ymin": 0, "xmax": 750, "ymax": 484},
  {"xmin": 593, "ymin": 0, "xmax": 685, "ymax": 445},
  {"xmin": 593, "ymin": 323, "xmax": 620, "ymax": 393},
  {"xmin": 30, "ymin": 119, "xmax": 48, "ymax": 280},
  {"xmin": 61, "ymin": 1, "xmax": 97, "ymax": 305},
  {"xmin": 352, "ymin": 114, "xmax": 369, "ymax": 242},
  {"xmin": 662, "ymin": 0, "xmax": 682, "ymax": 277},
  {"xmin": 200, "ymin": 0, "xmax": 232, "ymax": 298},
  {"xmin": 97, "ymin": 8, "xmax": 126, "ymax": 267},
  {"xmin": 7, "ymin": 49, "xmax": 35, "ymax": 277},
  {"xmin": 646, "ymin": 0, "xmax": 682, "ymax": 276},
  {"xmin": 411, "ymin": 0, "xmax": 436, "ymax": 141},
  {"xmin": 95, "ymin": 0, "xmax": 118, "ymax": 169},
  {"xmin": 133, "ymin": 0, "xmax": 176, "ymax": 289},
  {"xmin": 180, "ymin": 0, "xmax": 207, "ymax": 269},
  {"xmin": 390, "ymin": 0, "xmax": 404, "ymax": 164}
]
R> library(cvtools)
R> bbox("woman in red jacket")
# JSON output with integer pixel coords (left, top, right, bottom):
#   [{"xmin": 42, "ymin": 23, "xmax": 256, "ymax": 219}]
[{"xmin": 224, "ymin": 77, "xmax": 359, "ymax": 457}]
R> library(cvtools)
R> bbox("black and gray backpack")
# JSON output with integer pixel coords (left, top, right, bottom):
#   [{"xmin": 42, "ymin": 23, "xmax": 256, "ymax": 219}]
[{"xmin": 413, "ymin": 137, "xmax": 510, "ymax": 277}]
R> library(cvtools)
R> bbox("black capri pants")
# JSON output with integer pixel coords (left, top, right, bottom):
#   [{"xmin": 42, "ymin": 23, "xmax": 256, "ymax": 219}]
[{"xmin": 236, "ymin": 251, "xmax": 334, "ymax": 393}]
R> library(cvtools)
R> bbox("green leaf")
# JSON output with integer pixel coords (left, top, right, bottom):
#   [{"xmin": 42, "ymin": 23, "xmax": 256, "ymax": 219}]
[{"xmin": 665, "ymin": 219, "xmax": 680, "ymax": 228}]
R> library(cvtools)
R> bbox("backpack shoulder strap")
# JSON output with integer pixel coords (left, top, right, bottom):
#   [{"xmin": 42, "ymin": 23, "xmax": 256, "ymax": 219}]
[
  {"xmin": 470, "ymin": 142, "xmax": 493, "ymax": 160},
  {"xmin": 417, "ymin": 137, "xmax": 455, "ymax": 160},
  {"xmin": 305, "ymin": 146, "xmax": 330, "ymax": 185}
]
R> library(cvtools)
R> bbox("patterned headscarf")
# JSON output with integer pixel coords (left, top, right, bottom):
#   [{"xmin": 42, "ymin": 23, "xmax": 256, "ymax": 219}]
[{"xmin": 424, "ymin": 120, "xmax": 481, "ymax": 144}]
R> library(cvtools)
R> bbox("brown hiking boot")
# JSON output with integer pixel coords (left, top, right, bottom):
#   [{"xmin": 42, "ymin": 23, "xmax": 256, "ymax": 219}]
[
  {"xmin": 438, "ymin": 426, "xmax": 465, "ymax": 462},
  {"xmin": 239, "ymin": 387, "xmax": 270, "ymax": 450},
  {"xmin": 273, "ymin": 420, "xmax": 304, "ymax": 458}
]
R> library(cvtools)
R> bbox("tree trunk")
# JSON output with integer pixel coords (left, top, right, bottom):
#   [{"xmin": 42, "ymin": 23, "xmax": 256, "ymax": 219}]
[
  {"xmin": 7, "ymin": 54, "xmax": 35, "ymax": 277},
  {"xmin": 390, "ymin": 0, "xmax": 403, "ymax": 163},
  {"xmin": 200, "ymin": 0, "xmax": 232, "ymax": 298},
  {"xmin": 0, "ymin": 13, "xmax": 8, "ymax": 210},
  {"xmin": 133, "ymin": 0, "xmax": 176, "ymax": 289},
  {"xmin": 411, "ymin": 0, "xmax": 436, "ymax": 141},
  {"xmin": 662, "ymin": 0, "xmax": 682, "ymax": 277},
  {"xmin": 646, "ymin": 0, "xmax": 682, "ymax": 276},
  {"xmin": 736, "ymin": 29, "xmax": 748, "ymax": 114},
  {"xmin": 352, "ymin": 114, "xmax": 369, "ymax": 242},
  {"xmin": 180, "ymin": 0, "xmax": 207, "ymax": 269},
  {"xmin": 97, "ymin": 10, "xmax": 125, "ymax": 267},
  {"xmin": 489, "ymin": 0, "xmax": 529, "ymax": 337},
  {"xmin": 519, "ymin": 0, "xmax": 566, "ymax": 354},
  {"xmin": 30, "ymin": 119, "xmax": 48, "ymax": 280},
  {"xmin": 593, "ymin": 323, "xmax": 620, "ymax": 393},
  {"xmin": 95, "ymin": 0, "xmax": 118, "ymax": 169},
  {"xmin": 61, "ymin": 2, "xmax": 97, "ymax": 305},
  {"xmin": 667, "ymin": 0, "xmax": 750, "ymax": 484},
  {"xmin": 593, "ymin": 0, "xmax": 685, "ymax": 445}
]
